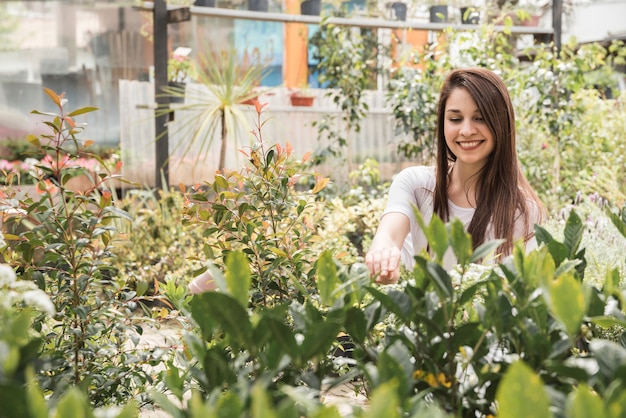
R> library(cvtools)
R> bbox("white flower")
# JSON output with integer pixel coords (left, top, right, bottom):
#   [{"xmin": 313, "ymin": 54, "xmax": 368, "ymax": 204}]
[
  {"xmin": 0, "ymin": 264, "xmax": 17, "ymax": 286},
  {"xmin": 22, "ymin": 289, "xmax": 55, "ymax": 316}
]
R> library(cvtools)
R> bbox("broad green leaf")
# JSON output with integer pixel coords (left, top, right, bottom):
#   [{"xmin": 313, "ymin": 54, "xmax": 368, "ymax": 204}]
[
  {"xmin": 191, "ymin": 292, "xmax": 252, "ymax": 348},
  {"xmin": 366, "ymin": 286, "xmax": 411, "ymax": 322},
  {"xmin": 225, "ymin": 250, "xmax": 251, "ymax": 308},
  {"xmin": 114, "ymin": 401, "xmax": 139, "ymax": 418},
  {"xmin": 547, "ymin": 273, "xmax": 586, "ymax": 336},
  {"xmin": 590, "ymin": 316, "xmax": 626, "ymax": 329},
  {"xmin": 565, "ymin": 384, "xmax": 607, "ymax": 418},
  {"xmin": 317, "ymin": 251, "xmax": 341, "ymax": 306},
  {"xmin": 470, "ymin": 239, "xmax": 505, "ymax": 264},
  {"xmin": 25, "ymin": 368, "xmax": 47, "ymax": 418},
  {"xmin": 496, "ymin": 361, "xmax": 552, "ymax": 418},
  {"xmin": 563, "ymin": 210, "xmax": 584, "ymax": 258},
  {"xmin": 449, "ymin": 218, "xmax": 472, "ymax": 266},
  {"xmin": 415, "ymin": 258, "xmax": 453, "ymax": 299},
  {"xmin": 54, "ymin": 387, "xmax": 93, "ymax": 418},
  {"xmin": 257, "ymin": 316, "xmax": 299, "ymax": 359},
  {"xmin": 301, "ymin": 320, "xmax": 343, "ymax": 360},
  {"xmin": 345, "ymin": 306, "xmax": 367, "ymax": 344},
  {"xmin": 607, "ymin": 389, "xmax": 626, "ymax": 418},
  {"xmin": 362, "ymin": 381, "xmax": 401, "ymax": 418},
  {"xmin": 251, "ymin": 384, "xmax": 278, "ymax": 418}
]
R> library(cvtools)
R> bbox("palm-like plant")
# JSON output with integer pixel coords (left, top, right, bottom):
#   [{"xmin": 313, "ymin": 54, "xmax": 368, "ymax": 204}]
[{"xmin": 160, "ymin": 48, "xmax": 267, "ymax": 171}]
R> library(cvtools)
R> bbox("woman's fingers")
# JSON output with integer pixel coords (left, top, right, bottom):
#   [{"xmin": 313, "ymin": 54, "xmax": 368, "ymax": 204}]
[{"xmin": 365, "ymin": 247, "xmax": 402, "ymax": 284}]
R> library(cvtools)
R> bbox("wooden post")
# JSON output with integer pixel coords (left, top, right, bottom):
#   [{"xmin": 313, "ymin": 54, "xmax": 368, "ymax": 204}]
[
  {"xmin": 153, "ymin": 0, "xmax": 169, "ymax": 190},
  {"xmin": 552, "ymin": 0, "xmax": 562, "ymax": 54}
]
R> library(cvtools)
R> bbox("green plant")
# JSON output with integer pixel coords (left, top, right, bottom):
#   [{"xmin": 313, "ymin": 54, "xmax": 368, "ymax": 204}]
[
  {"xmin": 0, "ymin": 89, "xmax": 161, "ymax": 406},
  {"xmin": 182, "ymin": 100, "xmax": 330, "ymax": 307},
  {"xmin": 309, "ymin": 19, "xmax": 379, "ymax": 172},
  {"xmin": 160, "ymin": 47, "xmax": 268, "ymax": 171}
]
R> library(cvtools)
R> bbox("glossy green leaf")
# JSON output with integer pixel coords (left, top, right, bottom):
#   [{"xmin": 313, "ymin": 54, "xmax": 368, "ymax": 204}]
[
  {"xmin": 317, "ymin": 251, "xmax": 341, "ymax": 306},
  {"xmin": 345, "ymin": 306, "xmax": 367, "ymax": 344},
  {"xmin": 190, "ymin": 292, "xmax": 252, "ymax": 348},
  {"xmin": 225, "ymin": 250, "xmax": 251, "ymax": 308},
  {"xmin": 251, "ymin": 384, "xmax": 278, "ymax": 418},
  {"xmin": 565, "ymin": 384, "xmax": 607, "ymax": 418},
  {"xmin": 362, "ymin": 381, "xmax": 401, "ymax": 418},
  {"xmin": 449, "ymin": 218, "xmax": 472, "ymax": 266},
  {"xmin": 563, "ymin": 210, "xmax": 584, "ymax": 258},
  {"xmin": 470, "ymin": 239, "xmax": 505, "ymax": 264},
  {"xmin": 416, "ymin": 258, "xmax": 453, "ymax": 299},
  {"xmin": 496, "ymin": 361, "xmax": 552, "ymax": 418},
  {"xmin": 547, "ymin": 273, "xmax": 586, "ymax": 336},
  {"xmin": 54, "ymin": 387, "xmax": 93, "ymax": 418}
]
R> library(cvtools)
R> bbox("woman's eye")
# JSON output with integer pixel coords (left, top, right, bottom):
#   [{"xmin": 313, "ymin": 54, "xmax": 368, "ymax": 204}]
[{"xmin": 448, "ymin": 118, "xmax": 461, "ymax": 123}]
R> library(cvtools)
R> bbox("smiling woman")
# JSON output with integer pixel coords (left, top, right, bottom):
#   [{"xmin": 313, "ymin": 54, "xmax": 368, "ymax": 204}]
[{"xmin": 365, "ymin": 67, "xmax": 545, "ymax": 280}]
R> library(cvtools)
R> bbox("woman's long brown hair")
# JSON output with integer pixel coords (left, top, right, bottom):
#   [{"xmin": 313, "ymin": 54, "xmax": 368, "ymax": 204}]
[{"xmin": 432, "ymin": 68, "xmax": 543, "ymax": 257}]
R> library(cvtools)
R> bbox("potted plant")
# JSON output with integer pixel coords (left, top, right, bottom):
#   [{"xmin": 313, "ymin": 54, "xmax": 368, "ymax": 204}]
[
  {"xmin": 288, "ymin": 87, "xmax": 316, "ymax": 107},
  {"xmin": 460, "ymin": 5, "xmax": 480, "ymax": 24},
  {"xmin": 300, "ymin": 0, "xmax": 322, "ymax": 16},
  {"xmin": 167, "ymin": 46, "xmax": 194, "ymax": 103},
  {"xmin": 428, "ymin": 1, "xmax": 449, "ymax": 22},
  {"xmin": 159, "ymin": 48, "xmax": 268, "ymax": 171}
]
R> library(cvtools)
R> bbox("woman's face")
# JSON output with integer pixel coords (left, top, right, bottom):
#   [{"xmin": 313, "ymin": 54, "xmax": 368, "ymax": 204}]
[{"xmin": 443, "ymin": 87, "xmax": 495, "ymax": 169}]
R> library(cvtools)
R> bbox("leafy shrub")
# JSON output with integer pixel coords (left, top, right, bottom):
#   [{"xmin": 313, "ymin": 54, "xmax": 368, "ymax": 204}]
[
  {"xmin": 182, "ymin": 100, "xmax": 330, "ymax": 307},
  {"xmin": 0, "ymin": 89, "xmax": 162, "ymax": 406}
]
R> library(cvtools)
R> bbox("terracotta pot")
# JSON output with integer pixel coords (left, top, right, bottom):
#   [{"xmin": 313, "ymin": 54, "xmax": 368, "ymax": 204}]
[{"xmin": 290, "ymin": 95, "xmax": 315, "ymax": 107}]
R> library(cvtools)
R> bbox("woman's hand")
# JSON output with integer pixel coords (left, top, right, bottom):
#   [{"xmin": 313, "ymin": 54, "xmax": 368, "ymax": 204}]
[{"xmin": 365, "ymin": 246, "xmax": 402, "ymax": 284}]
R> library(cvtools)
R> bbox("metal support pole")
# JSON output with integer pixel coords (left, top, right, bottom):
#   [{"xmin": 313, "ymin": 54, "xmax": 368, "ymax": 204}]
[
  {"xmin": 553, "ymin": 0, "xmax": 562, "ymax": 54},
  {"xmin": 153, "ymin": 0, "xmax": 169, "ymax": 190}
]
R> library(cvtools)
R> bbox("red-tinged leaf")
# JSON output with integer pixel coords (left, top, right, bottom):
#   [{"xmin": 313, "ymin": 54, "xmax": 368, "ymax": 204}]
[
  {"xmin": 64, "ymin": 116, "xmax": 76, "ymax": 129},
  {"xmin": 312, "ymin": 176, "xmax": 330, "ymax": 194},
  {"xmin": 84, "ymin": 140, "xmax": 94, "ymax": 148},
  {"xmin": 43, "ymin": 87, "xmax": 61, "ymax": 106},
  {"xmin": 178, "ymin": 183, "xmax": 186, "ymax": 193},
  {"xmin": 115, "ymin": 161, "xmax": 123, "ymax": 172},
  {"xmin": 302, "ymin": 151, "xmax": 311, "ymax": 162},
  {"xmin": 285, "ymin": 141, "xmax": 293, "ymax": 156}
]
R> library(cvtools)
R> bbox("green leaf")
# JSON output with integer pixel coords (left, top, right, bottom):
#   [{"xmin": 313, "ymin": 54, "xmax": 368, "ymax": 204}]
[
  {"xmin": 608, "ymin": 205, "xmax": 626, "ymax": 239},
  {"xmin": 225, "ymin": 250, "xmax": 251, "ymax": 308},
  {"xmin": 565, "ymin": 384, "xmax": 607, "ymax": 418},
  {"xmin": 449, "ymin": 218, "xmax": 472, "ymax": 266},
  {"xmin": 415, "ymin": 258, "xmax": 453, "ymax": 299},
  {"xmin": 415, "ymin": 209, "xmax": 448, "ymax": 262},
  {"xmin": 563, "ymin": 210, "xmax": 584, "ymax": 258},
  {"xmin": 190, "ymin": 292, "xmax": 252, "ymax": 348},
  {"xmin": 362, "ymin": 381, "xmax": 401, "ymax": 418},
  {"xmin": 546, "ymin": 273, "xmax": 586, "ymax": 336},
  {"xmin": 470, "ymin": 239, "xmax": 505, "ymax": 264},
  {"xmin": 496, "ymin": 361, "xmax": 552, "ymax": 418},
  {"xmin": 366, "ymin": 287, "xmax": 411, "ymax": 322},
  {"xmin": 317, "ymin": 251, "xmax": 341, "ymax": 306},
  {"xmin": 67, "ymin": 106, "xmax": 99, "ymax": 117},
  {"xmin": 54, "ymin": 387, "xmax": 93, "ymax": 418},
  {"xmin": 345, "ymin": 306, "xmax": 367, "ymax": 344},
  {"xmin": 301, "ymin": 319, "xmax": 343, "ymax": 360},
  {"xmin": 25, "ymin": 368, "xmax": 47, "ymax": 418},
  {"xmin": 251, "ymin": 384, "xmax": 278, "ymax": 418},
  {"xmin": 257, "ymin": 316, "xmax": 299, "ymax": 359},
  {"xmin": 590, "ymin": 316, "xmax": 626, "ymax": 329}
]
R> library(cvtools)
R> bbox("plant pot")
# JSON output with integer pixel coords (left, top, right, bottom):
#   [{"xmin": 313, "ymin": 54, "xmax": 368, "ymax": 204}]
[
  {"xmin": 390, "ymin": 2, "xmax": 407, "ymax": 21},
  {"xmin": 167, "ymin": 81, "xmax": 186, "ymax": 104},
  {"xmin": 301, "ymin": 0, "xmax": 321, "ymax": 16},
  {"xmin": 429, "ymin": 5, "xmax": 448, "ymax": 23},
  {"xmin": 460, "ymin": 6, "xmax": 480, "ymax": 24},
  {"xmin": 194, "ymin": 0, "xmax": 216, "ymax": 6},
  {"xmin": 521, "ymin": 14, "xmax": 540, "ymax": 27},
  {"xmin": 248, "ymin": 0, "xmax": 268, "ymax": 11},
  {"xmin": 290, "ymin": 95, "xmax": 315, "ymax": 107}
]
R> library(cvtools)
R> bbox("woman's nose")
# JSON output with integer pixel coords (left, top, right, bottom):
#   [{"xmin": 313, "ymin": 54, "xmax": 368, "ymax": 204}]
[{"xmin": 459, "ymin": 120, "xmax": 476, "ymax": 136}]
